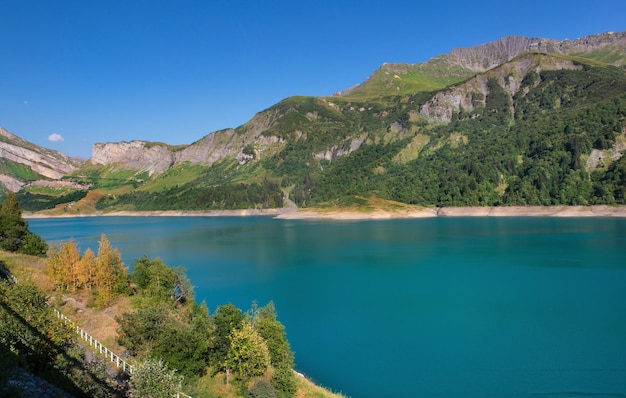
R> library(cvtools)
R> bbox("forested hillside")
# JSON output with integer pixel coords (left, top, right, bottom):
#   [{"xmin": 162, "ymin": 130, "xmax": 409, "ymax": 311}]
[
  {"xmin": 292, "ymin": 59, "xmax": 626, "ymax": 207},
  {"xmin": 3, "ymin": 32, "xmax": 626, "ymax": 213}
]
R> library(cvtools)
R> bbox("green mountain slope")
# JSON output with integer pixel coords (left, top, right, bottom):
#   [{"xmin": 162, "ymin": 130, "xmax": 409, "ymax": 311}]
[
  {"xmin": 4, "ymin": 31, "xmax": 626, "ymax": 213},
  {"xmin": 90, "ymin": 54, "xmax": 626, "ymax": 211},
  {"xmin": 299, "ymin": 57, "xmax": 626, "ymax": 207}
]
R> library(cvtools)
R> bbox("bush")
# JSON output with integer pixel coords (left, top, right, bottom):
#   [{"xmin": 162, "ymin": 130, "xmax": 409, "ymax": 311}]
[{"xmin": 248, "ymin": 378, "xmax": 278, "ymax": 398}]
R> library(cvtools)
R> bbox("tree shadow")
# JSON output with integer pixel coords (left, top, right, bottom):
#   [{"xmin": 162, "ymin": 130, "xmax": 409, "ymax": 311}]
[{"xmin": 0, "ymin": 275, "xmax": 128, "ymax": 397}]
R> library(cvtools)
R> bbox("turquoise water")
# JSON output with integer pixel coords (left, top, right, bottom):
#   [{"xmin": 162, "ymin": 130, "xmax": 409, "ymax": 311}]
[{"xmin": 29, "ymin": 216, "xmax": 626, "ymax": 397}]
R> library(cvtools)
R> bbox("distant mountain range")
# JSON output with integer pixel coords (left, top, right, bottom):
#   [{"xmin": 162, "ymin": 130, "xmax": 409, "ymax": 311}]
[{"xmin": 1, "ymin": 30, "xmax": 625, "ymax": 214}]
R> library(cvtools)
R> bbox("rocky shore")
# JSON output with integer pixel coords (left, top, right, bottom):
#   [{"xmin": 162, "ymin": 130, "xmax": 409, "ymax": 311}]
[
  {"xmin": 275, "ymin": 205, "xmax": 626, "ymax": 220},
  {"xmin": 24, "ymin": 205, "xmax": 626, "ymax": 220}
]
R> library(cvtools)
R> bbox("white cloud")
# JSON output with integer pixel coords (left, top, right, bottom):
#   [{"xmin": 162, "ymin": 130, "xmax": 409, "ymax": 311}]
[{"xmin": 48, "ymin": 133, "xmax": 64, "ymax": 142}]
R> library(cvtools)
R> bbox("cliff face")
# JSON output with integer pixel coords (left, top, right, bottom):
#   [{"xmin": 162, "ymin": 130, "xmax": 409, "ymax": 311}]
[
  {"xmin": 91, "ymin": 110, "xmax": 287, "ymax": 172},
  {"xmin": 0, "ymin": 128, "xmax": 81, "ymax": 191},
  {"xmin": 448, "ymin": 31, "xmax": 626, "ymax": 71},
  {"xmin": 419, "ymin": 53, "xmax": 583, "ymax": 122},
  {"xmin": 90, "ymin": 141, "xmax": 176, "ymax": 176}
]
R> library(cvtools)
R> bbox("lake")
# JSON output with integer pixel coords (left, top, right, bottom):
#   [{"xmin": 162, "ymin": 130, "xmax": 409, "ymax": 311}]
[{"xmin": 28, "ymin": 216, "xmax": 626, "ymax": 397}]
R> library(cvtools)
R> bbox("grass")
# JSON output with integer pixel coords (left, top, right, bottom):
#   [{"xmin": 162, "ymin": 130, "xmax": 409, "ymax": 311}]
[
  {"xmin": 340, "ymin": 60, "xmax": 475, "ymax": 100},
  {"xmin": 137, "ymin": 163, "xmax": 206, "ymax": 192},
  {"xmin": 0, "ymin": 158, "xmax": 46, "ymax": 181},
  {"xmin": 393, "ymin": 133, "xmax": 430, "ymax": 164},
  {"xmin": 309, "ymin": 195, "xmax": 431, "ymax": 217},
  {"xmin": 21, "ymin": 185, "xmax": 75, "ymax": 196}
]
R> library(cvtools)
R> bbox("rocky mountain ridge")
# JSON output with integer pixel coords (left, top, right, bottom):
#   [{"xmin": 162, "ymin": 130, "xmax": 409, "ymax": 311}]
[
  {"xmin": 0, "ymin": 128, "xmax": 82, "ymax": 192},
  {"xmin": 90, "ymin": 110, "xmax": 288, "ymax": 175},
  {"xmin": 339, "ymin": 31, "xmax": 626, "ymax": 98}
]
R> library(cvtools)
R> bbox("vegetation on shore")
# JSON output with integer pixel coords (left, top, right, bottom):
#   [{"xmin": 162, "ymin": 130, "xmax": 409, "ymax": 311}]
[{"xmin": 0, "ymin": 196, "xmax": 345, "ymax": 397}]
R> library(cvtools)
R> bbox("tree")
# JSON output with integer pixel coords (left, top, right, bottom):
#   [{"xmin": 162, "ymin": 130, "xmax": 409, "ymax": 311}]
[
  {"xmin": 228, "ymin": 322, "xmax": 270, "ymax": 381},
  {"xmin": 0, "ymin": 280, "xmax": 73, "ymax": 373},
  {"xmin": 116, "ymin": 301, "xmax": 212, "ymax": 378},
  {"xmin": 130, "ymin": 358, "xmax": 183, "ymax": 398},
  {"xmin": 78, "ymin": 248, "xmax": 96, "ymax": 290},
  {"xmin": 94, "ymin": 235, "xmax": 128, "ymax": 306},
  {"xmin": 60, "ymin": 240, "xmax": 81, "ymax": 292},
  {"xmin": 116, "ymin": 305, "xmax": 169, "ymax": 358},
  {"xmin": 131, "ymin": 255, "xmax": 178, "ymax": 305},
  {"xmin": 252, "ymin": 302, "xmax": 297, "ymax": 397},
  {"xmin": 252, "ymin": 302, "xmax": 294, "ymax": 368},
  {"xmin": 0, "ymin": 192, "xmax": 47, "ymax": 256},
  {"xmin": 211, "ymin": 303, "xmax": 244, "ymax": 370}
]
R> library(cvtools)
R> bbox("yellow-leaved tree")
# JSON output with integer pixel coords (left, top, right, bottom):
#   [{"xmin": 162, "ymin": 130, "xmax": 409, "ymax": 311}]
[{"xmin": 45, "ymin": 235, "xmax": 129, "ymax": 307}]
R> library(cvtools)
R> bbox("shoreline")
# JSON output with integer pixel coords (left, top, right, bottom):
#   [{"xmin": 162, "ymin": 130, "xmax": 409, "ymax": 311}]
[{"xmin": 24, "ymin": 205, "xmax": 626, "ymax": 220}]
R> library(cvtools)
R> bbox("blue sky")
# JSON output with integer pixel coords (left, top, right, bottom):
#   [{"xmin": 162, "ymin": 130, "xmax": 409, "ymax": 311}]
[{"xmin": 1, "ymin": 0, "xmax": 624, "ymax": 158}]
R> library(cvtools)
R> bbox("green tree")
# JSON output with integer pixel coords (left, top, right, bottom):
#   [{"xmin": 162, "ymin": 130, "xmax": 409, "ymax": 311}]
[
  {"xmin": 252, "ymin": 302, "xmax": 294, "ymax": 368},
  {"xmin": 116, "ymin": 305, "xmax": 169, "ymax": 357},
  {"xmin": 130, "ymin": 358, "xmax": 183, "ymax": 398},
  {"xmin": 131, "ymin": 256, "xmax": 193, "ymax": 305},
  {"xmin": 0, "ymin": 280, "xmax": 73, "ymax": 373},
  {"xmin": 0, "ymin": 192, "xmax": 47, "ymax": 256},
  {"xmin": 228, "ymin": 322, "xmax": 271, "ymax": 381},
  {"xmin": 211, "ymin": 303, "xmax": 244, "ymax": 370},
  {"xmin": 116, "ymin": 301, "xmax": 212, "ymax": 378},
  {"xmin": 131, "ymin": 256, "xmax": 178, "ymax": 303},
  {"xmin": 252, "ymin": 302, "xmax": 297, "ymax": 397}
]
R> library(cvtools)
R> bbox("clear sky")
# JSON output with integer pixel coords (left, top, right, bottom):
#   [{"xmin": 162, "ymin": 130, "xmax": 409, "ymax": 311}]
[{"xmin": 1, "ymin": 0, "xmax": 624, "ymax": 158}]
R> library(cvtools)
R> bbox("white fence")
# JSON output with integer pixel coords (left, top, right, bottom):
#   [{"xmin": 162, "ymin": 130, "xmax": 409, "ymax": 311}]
[
  {"xmin": 1, "ymin": 264, "xmax": 192, "ymax": 398},
  {"xmin": 52, "ymin": 307, "xmax": 135, "ymax": 375}
]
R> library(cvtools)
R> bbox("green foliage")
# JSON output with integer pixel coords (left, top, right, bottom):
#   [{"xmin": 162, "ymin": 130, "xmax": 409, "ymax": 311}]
[
  {"xmin": 16, "ymin": 189, "xmax": 87, "ymax": 212},
  {"xmin": 0, "ymin": 280, "xmax": 72, "ymax": 367},
  {"xmin": 96, "ymin": 177, "xmax": 284, "ymax": 211},
  {"xmin": 228, "ymin": 322, "xmax": 271, "ymax": 381},
  {"xmin": 131, "ymin": 358, "xmax": 183, "ymax": 398},
  {"xmin": 0, "ymin": 193, "xmax": 47, "ymax": 256},
  {"xmin": 248, "ymin": 378, "xmax": 278, "ymax": 398},
  {"xmin": 116, "ymin": 302, "xmax": 212, "ymax": 377},
  {"xmin": 211, "ymin": 303, "xmax": 245, "ymax": 370},
  {"xmin": 251, "ymin": 302, "xmax": 294, "ymax": 369},
  {"xmin": 271, "ymin": 366, "xmax": 297, "ymax": 398},
  {"xmin": 286, "ymin": 63, "xmax": 626, "ymax": 207},
  {"xmin": 131, "ymin": 256, "xmax": 180, "ymax": 303},
  {"xmin": 251, "ymin": 302, "xmax": 296, "ymax": 397},
  {"xmin": 0, "ymin": 279, "xmax": 118, "ymax": 396}
]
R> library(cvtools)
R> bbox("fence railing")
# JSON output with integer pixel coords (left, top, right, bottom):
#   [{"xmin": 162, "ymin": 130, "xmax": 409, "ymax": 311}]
[
  {"xmin": 52, "ymin": 307, "xmax": 135, "ymax": 374},
  {"xmin": 0, "ymin": 264, "xmax": 193, "ymax": 398}
]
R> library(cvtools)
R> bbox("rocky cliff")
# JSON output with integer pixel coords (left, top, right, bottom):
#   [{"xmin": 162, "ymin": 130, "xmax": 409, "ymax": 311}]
[
  {"xmin": 419, "ymin": 53, "xmax": 583, "ymax": 122},
  {"xmin": 340, "ymin": 31, "xmax": 626, "ymax": 98},
  {"xmin": 91, "ymin": 110, "xmax": 287, "ymax": 173},
  {"xmin": 90, "ymin": 141, "xmax": 177, "ymax": 176},
  {"xmin": 0, "ymin": 128, "xmax": 82, "ymax": 191},
  {"xmin": 447, "ymin": 31, "xmax": 626, "ymax": 71}
]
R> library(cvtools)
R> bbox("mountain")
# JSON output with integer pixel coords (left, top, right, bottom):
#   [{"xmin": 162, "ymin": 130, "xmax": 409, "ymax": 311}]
[
  {"xmin": 0, "ymin": 128, "xmax": 83, "ymax": 193},
  {"xmin": 336, "ymin": 31, "xmax": 626, "ymax": 99},
  {"xmin": 2, "ymin": 30, "xmax": 626, "ymax": 213}
]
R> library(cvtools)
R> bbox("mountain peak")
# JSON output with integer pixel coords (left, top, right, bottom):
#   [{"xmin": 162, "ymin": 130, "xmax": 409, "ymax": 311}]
[{"xmin": 338, "ymin": 30, "xmax": 626, "ymax": 99}]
